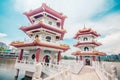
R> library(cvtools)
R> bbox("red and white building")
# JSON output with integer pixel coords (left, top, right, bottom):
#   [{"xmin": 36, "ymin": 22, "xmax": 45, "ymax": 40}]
[
  {"xmin": 72, "ymin": 27, "xmax": 106, "ymax": 65},
  {"xmin": 10, "ymin": 3, "xmax": 69, "ymax": 78}
]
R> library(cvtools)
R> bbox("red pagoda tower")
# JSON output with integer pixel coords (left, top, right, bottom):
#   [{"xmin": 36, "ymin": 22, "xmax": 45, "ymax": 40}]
[
  {"xmin": 72, "ymin": 27, "xmax": 106, "ymax": 65},
  {"xmin": 10, "ymin": 3, "xmax": 69, "ymax": 78}
]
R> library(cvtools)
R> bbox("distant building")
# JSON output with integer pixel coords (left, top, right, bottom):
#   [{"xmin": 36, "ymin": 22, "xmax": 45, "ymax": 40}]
[
  {"xmin": 72, "ymin": 27, "xmax": 106, "ymax": 65},
  {"xmin": 0, "ymin": 42, "xmax": 8, "ymax": 49}
]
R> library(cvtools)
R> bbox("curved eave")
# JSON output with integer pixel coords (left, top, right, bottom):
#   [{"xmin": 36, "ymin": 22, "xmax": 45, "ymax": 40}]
[
  {"xmin": 10, "ymin": 42, "xmax": 70, "ymax": 51},
  {"xmin": 74, "ymin": 32, "xmax": 100, "ymax": 39},
  {"xmin": 24, "ymin": 3, "xmax": 66, "ymax": 20},
  {"xmin": 20, "ymin": 22, "xmax": 66, "ymax": 35},
  {"xmin": 71, "ymin": 52, "xmax": 106, "ymax": 56},
  {"xmin": 74, "ymin": 42, "xmax": 102, "ymax": 47}
]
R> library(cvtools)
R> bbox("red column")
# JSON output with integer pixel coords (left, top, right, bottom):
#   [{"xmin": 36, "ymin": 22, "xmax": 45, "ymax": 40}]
[
  {"xmin": 18, "ymin": 49, "xmax": 23, "ymax": 60},
  {"xmin": 57, "ymin": 51, "xmax": 61, "ymax": 63},
  {"xmin": 76, "ymin": 56, "xmax": 78, "ymax": 62},
  {"xmin": 35, "ymin": 48, "xmax": 40, "ymax": 63},
  {"xmin": 92, "ymin": 56, "xmax": 95, "ymax": 61},
  {"xmin": 80, "ymin": 56, "xmax": 82, "ymax": 60}
]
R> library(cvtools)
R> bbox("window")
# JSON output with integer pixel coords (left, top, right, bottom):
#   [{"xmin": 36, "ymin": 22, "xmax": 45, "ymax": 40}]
[
  {"xmin": 48, "ymin": 21, "xmax": 52, "ymax": 25},
  {"xmin": 35, "ymin": 35, "xmax": 39, "ymax": 38},
  {"xmin": 56, "ymin": 36, "xmax": 60, "ymax": 40},
  {"xmin": 83, "ymin": 37, "xmax": 88, "ymax": 41},
  {"xmin": 84, "ymin": 47, "xmax": 89, "ymax": 51},
  {"xmin": 46, "ymin": 36, "xmax": 51, "ymax": 42},
  {"xmin": 44, "ymin": 50, "xmax": 51, "ymax": 54},
  {"xmin": 31, "ymin": 54, "xmax": 35, "ymax": 60},
  {"xmin": 56, "ymin": 22, "xmax": 60, "ymax": 27}
]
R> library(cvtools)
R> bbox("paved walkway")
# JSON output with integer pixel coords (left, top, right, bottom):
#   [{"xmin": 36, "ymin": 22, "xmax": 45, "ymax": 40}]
[{"xmin": 71, "ymin": 66, "xmax": 100, "ymax": 80}]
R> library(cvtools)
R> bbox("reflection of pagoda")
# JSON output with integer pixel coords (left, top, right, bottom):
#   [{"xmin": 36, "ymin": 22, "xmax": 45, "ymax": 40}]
[
  {"xmin": 72, "ymin": 27, "xmax": 106, "ymax": 65},
  {"xmin": 11, "ymin": 3, "xmax": 69, "ymax": 78}
]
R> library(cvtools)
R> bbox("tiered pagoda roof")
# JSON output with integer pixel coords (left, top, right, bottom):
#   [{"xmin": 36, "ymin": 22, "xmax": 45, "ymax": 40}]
[
  {"xmin": 74, "ymin": 27, "xmax": 100, "ymax": 39},
  {"xmin": 71, "ymin": 50, "xmax": 106, "ymax": 56},
  {"xmin": 74, "ymin": 41, "xmax": 101, "ymax": 47},
  {"xmin": 24, "ymin": 3, "xmax": 66, "ymax": 28},
  {"xmin": 20, "ymin": 21, "xmax": 66, "ymax": 39},
  {"xmin": 24, "ymin": 3, "xmax": 66, "ymax": 20},
  {"xmin": 72, "ymin": 27, "xmax": 106, "ymax": 56},
  {"xmin": 10, "ymin": 38, "xmax": 69, "ymax": 51}
]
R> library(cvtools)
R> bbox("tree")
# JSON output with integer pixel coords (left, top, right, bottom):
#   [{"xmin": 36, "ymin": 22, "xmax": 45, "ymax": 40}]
[
  {"xmin": 63, "ymin": 55, "xmax": 68, "ymax": 60},
  {"xmin": 0, "ymin": 47, "xmax": 5, "ymax": 52}
]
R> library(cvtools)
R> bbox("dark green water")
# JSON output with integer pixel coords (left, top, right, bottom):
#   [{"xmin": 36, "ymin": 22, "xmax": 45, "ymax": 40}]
[{"xmin": 0, "ymin": 58, "xmax": 24, "ymax": 80}]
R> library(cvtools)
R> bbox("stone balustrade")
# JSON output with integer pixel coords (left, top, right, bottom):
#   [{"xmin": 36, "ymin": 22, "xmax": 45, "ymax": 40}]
[
  {"xmin": 92, "ymin": 61, "xmax": 118, "ymax": 80},
  {"xmin": 15, "ymin": 58, "xmax": 70, "ymax": 79},
  {"xmin": 59, "ymin": 60, "xmax": 84, "ymax": 74},
  {"xmin": 43, "ymin": 69, "xmax": 71, "ymax": 80}
]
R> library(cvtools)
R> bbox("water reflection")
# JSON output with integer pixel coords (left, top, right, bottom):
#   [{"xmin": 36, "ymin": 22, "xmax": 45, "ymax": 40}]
[{"xmin": 0, "ymin": 58, "xmax": 24, "ymax": 80}]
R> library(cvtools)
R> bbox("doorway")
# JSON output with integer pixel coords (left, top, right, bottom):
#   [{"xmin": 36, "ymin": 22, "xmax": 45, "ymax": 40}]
[
  {"xmin": 43, "ymin": 55, "xmax": 51, "ymax": 63},
  {"xmin": 85, "ymin": 59, "xmax": 90, "ymax": 65}
]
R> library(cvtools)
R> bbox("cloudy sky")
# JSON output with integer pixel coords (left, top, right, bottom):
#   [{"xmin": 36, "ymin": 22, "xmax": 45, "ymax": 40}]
[{"xmin": 0, "ymin": 0, "xmax": 120, "ymax": 55}]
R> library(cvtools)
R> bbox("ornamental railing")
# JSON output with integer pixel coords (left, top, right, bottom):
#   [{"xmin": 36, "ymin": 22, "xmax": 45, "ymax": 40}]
[
  {"xmin": 92, "ymin": 61, "xmax": 118, "ymax": 80},
  {"xmin": 32, "ymin": 62, "xmax": 71, "ymax": 80},
  {"xmin": 15, "ymin": 58, "xmax": 67, "ymax": 76}
]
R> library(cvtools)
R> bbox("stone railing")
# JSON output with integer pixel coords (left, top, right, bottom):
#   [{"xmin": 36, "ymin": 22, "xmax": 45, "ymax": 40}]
[
  {"xmin": 59, "ymin": 60, "xmax": 84, "ymax": 74},
  {"xmin": 15, "ymin": 58, "xmax": 71, "ymax": 80},
  {"xmin": 43, "ymin": 69, "xmax": 71, "ymax": 80},
  {"xmin": 93, "ymin": 61, "xmax": 118, "ymax": 80},
  {"xmin": 16, "ymin": 58, "xmax": 35, "ymax": 64},
  {"xmin": 32, "ymin": 62, "xmax": 71, "ymax": 80},
  {"xmin": 69, "ymin": 61, "xmax": 84, "ymax": 74}
]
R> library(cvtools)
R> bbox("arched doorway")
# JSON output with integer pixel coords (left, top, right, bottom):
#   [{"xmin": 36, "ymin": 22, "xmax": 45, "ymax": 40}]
[
  {"xmin": 42, "ymin": 55, "xmax": 51, "ymax": 63},
  {"xmin": 85, "ymin": 59, "xmax": 90, "ymax": 65}
]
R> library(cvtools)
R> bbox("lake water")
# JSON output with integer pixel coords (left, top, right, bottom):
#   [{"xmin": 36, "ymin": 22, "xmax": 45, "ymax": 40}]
[{"xmin": 0, "ymin": 58, "xmax": 24, "ymax": 80}]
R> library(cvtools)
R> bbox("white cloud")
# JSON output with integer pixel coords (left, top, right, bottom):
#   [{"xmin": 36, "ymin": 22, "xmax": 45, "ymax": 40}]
[
  {"xmin": 99, "ymin": 32, "xmax": 120, "ymax": 54},
  {"xmin": 13, "ymin": 0, "xmax": 120, "ymax": 54},
  {"xmin": 0, "ymin": 32, "xmax": 11, "ymax": 46},
  {"xmin": 62, "ymin": 46, "xmax": 80, "ymax": 56},
  {"xmin": 0, "ymin": 33, "xmax": 7, "ymax": 38},
  {"xmin": 13, "ymin": 0, "xmax": 110, "ymax": 39}
]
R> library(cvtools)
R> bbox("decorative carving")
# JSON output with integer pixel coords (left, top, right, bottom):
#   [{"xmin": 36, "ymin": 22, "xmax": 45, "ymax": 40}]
[
  {"xmin": 111, "ymin": 65, "xmax": 118, "ymax": 79},
  {"xmin": 10, "ymin": 41, "xmax": 24, "ymax": 46},
  {"xmin": 60, "ymin": 44, "xmax": 69, "ymax": 48},
  {"xmin": 33, "ymin": 38, "xmax": 40, "ymax": 44}
]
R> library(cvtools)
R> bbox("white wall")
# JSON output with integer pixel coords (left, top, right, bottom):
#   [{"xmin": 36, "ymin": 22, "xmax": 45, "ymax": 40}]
[
  {"xmin": 79, "ymin": 46, "xmax": 95, "ymax": 52},
  {"xmin": 31, "ymin": 32, "xmax": 57, "ymax": 43},
  {"xmin": 27, "ymin": 49, "xmax": 58, "ymax": 63},
  {"xmin": 78, "ymin": 35, "xmax": 95, "ymax": 42}
]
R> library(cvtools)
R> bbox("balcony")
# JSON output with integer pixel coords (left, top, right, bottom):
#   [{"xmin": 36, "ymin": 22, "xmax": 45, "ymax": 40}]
[{"xmin": 14, "ymin": 58, "xmax": 66, "ymax": 76}]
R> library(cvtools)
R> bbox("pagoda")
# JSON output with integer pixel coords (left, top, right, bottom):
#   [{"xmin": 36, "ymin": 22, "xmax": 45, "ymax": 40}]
[
  {"xmin": 72, "ymin": 27, "xmax": 106, "ymax": 65},
  {"xmin": 10, "ymin": 3, "xmax": 69, "ymax": 78}
]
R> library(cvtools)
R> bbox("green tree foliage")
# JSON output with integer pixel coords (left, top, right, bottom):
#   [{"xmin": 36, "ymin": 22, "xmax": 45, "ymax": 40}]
[
  {"xmin": 0, "ymin": 47, "xmax": 5, "ymax": 52},
  {"xmin": 62, "ymin": 55, "xmax": 75, "ymax": 60}
]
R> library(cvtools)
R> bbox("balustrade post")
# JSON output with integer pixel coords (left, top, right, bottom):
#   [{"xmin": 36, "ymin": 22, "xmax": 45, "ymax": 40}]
[
  {"xmin": 32, "ymin": 64, "xmax": 42, "ymax": 80},
  {"xmin": 111, "ymin": 65, "xmax": 118, "ymax": 80}
]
